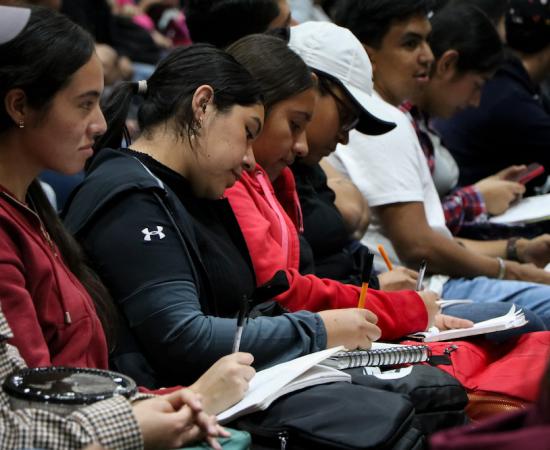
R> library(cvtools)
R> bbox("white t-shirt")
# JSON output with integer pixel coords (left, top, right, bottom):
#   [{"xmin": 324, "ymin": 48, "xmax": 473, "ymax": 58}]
[{"xmin": 328, "ymin": 93, "xmax": 453, "ymax": 271}]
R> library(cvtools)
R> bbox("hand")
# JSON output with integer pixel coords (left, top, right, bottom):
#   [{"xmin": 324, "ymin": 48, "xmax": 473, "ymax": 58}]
[
  {"xmin": 417, "ymin": 290, "xmax": 440, "ymax": 329},
  {"xmin": 434, "ymin": 314, "xmax": 474, "ymax": 331},
  {"xmin": 495, "ymin": 165, "xmax": 528, "ymax": 181},
  {"xmin": 474, "ymin": 177, "xmax": 525, "ymax": 216},
  {"xmin": 189, "ymin": 352, "xmax": 255, "ymax": 415},
  {"xmin": 504, "ymin": 260, "xmax": 550, "ymax": 284},
  {"xmin": 378, "ymin": 266, "xmax": 418, "ymax": 291},
  {"xmin": 319, "ymin": 308, "xmax": 381, "ymax": 350},
  {"xmin": 133, "ymin": 389, "xmax": 229, "ymax": 450},
  {"xmin": 517, "ymin": 235, "xmax": 550, "ymax": 268}
]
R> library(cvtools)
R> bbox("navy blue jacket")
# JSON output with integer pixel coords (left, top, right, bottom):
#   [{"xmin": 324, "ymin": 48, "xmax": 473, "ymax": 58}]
[{"xmin": 64, "ymin": 149, "xmax": 326, "ymax": 388}]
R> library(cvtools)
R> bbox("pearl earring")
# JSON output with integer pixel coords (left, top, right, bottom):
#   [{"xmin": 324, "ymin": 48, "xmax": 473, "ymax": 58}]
[{"xmin": 18, "ymin": 120, "xmax": 24, "ymax": 129}]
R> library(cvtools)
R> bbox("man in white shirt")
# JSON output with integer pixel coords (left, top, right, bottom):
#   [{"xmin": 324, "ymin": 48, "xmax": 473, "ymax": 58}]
[{"xmin": 328, "ymin": 0, "xmax": 550, "ymax": 326}]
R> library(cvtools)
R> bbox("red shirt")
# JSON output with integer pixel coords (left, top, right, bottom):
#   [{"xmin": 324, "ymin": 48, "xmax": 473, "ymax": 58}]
[{"xmin": 0, "ymin": 188, "xmax": 108, "ymax": 369}]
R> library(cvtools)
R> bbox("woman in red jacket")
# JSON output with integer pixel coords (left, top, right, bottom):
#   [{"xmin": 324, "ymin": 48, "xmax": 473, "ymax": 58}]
[{"xmin": 0, "ymin": 6, "xmax": 255, "ymax": 449}]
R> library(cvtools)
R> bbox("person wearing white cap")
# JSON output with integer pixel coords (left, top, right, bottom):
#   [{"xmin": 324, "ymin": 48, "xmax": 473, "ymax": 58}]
[{"xmin": 288, "ymin": 20, "xmax": 423, "ymax": 292}]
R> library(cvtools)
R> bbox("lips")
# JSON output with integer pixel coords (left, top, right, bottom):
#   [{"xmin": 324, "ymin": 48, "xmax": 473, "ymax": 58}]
[{"xmin": 414, "ymin": 69, "xmax": 430, "ymax": 83}]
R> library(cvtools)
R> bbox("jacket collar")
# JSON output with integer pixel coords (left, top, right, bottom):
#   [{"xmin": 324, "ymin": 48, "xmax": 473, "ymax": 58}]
[{"xmin": 64, "ymin": 149, "xmax": 167, "ymax": 236}]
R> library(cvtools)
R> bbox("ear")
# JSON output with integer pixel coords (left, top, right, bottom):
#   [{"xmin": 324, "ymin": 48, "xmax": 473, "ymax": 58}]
[
  {"xmin": 4, "ymin": 88, "xmax": 28, "ymax": 126},
  {"xmin": 191, "ymin": 85, "xmax": 214, "ymax": 120},
  {"xmin": 436, "ymin": 49, "xmax": 459, "ymax": 80},
  {"xmin": 311, "ymin": 72, "xmax": 319, "ymax": 83},
  {"xmin": 362, "ymin": 44, "xmax": 377, "ymax": 72}
]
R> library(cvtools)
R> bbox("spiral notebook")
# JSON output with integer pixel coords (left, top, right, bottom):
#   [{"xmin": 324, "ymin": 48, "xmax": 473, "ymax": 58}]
[{"xmin": 320, "ymin": 342, "xmax": 431, "ymax": 370}]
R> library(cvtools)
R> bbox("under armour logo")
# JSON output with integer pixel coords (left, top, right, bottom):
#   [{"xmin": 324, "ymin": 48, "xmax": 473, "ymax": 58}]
[{"xmin": 142, "ymin": 226, "xmax": 166, "ymax": 241}]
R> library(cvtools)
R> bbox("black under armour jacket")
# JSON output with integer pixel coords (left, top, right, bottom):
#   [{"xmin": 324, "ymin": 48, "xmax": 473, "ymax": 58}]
[{"xmin": 64, "ymin": 148, "xmax": 327, "ymax": 388}]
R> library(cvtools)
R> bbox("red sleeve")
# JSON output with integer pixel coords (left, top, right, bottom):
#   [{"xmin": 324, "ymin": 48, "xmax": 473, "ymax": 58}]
[
  {"xmin": 226, "ymin": 181, "xmax": 428, "ymax": 340},
  {"xmin": 0, "ymin": 227, "xmax": 53, "ymax": 367}
]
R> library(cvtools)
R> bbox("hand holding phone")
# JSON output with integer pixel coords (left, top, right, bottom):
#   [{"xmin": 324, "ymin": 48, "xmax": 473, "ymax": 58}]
[{"xmin": 508, "ymin": 163, "xmax": 545, "ymax": 185}]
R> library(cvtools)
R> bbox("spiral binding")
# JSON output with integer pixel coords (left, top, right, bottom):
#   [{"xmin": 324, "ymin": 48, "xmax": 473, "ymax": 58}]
[{"xmin": 329, "ymin": 345, "xmax": 431, "ymax": 369}]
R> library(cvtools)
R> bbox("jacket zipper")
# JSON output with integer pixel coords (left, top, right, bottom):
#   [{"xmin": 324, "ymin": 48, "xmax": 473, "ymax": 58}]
[{"xmin": 256, "ymin": 171, "xmax": 290, "ymax": 267}]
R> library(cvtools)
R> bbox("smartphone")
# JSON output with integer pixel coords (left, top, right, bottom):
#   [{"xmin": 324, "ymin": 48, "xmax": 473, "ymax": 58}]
[{"xmin": 509, "ymin": 163, "xmax": 545, "ymax": 185}]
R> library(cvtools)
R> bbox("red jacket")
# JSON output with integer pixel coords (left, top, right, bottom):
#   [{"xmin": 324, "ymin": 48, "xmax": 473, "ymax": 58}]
[
  {"xmin": 0, "ymin": 188, "xmax": 108, "ymax": 369},
  {"xmin": 226, "ymin": 166, "xmax": 428, "ymax": 340}
]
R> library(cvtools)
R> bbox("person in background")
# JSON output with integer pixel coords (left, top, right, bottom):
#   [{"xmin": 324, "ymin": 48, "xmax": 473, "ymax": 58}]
[
  {"xmin": 185, "ymin": 0, "xmax": 292, "ymax": 48},
  {"xmin": 402, "ymin": 3, "xmax": 539, "ymax": 240},
  {"xmin": 434, "ymin": 0, "xmax": 550, "ymax": 186}
]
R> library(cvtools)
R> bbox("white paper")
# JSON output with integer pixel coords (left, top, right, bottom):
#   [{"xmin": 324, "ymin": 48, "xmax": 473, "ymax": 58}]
[{"xmin": 489, "ymin": 193, "xmax": 550, "ymax": 224}]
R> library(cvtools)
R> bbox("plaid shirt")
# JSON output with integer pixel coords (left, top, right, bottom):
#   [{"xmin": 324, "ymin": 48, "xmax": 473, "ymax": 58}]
[
  {"xmin": 400, "ymin": 102, "xmax": 487, "ymax": 235},
  {"xmin": 0, "ymin": 309, "xmax": 144, "ymax": 450}
]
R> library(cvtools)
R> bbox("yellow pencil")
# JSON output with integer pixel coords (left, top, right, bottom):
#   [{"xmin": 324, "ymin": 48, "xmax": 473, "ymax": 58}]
[
  {"xmin": 357, "ymin": 253, "xmax": 374, "ymax": 309},
  {"xmin": 377, "ymin": 244, "xmax": 393, "ymax": 271},
  {"xmin": 358, "ymin": 282, "xmax": 369, "ymax": 309}
]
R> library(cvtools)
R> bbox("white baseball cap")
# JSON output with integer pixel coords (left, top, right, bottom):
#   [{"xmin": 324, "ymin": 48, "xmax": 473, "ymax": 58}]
[
  {"xmin": 0, "ymin": 6, "xmax": 30, "ymax": 45},
  {"xmin": 289, "ymin": 21, "xmax": 395, "ymax": 136}
]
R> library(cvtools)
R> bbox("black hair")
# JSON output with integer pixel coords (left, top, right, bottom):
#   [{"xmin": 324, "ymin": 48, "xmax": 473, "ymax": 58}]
[
  {"xmin": 0, "ymin": 6, "xmax": 94, "ymax": 132},
  {"xmin": 433, "ymin": 0, "xmax": 509, "ymax": 25},
  {"xmin": 226, "ymin": 34, "xmax": 313, "ymax": 114},
  {"xmin": 96, "ymin": 43, "xmax": 263, "ymax": 151},
  {"xmin": 430, "ymin": 3, "xmax": 504, "ymax": 74},
  {"xmin": 332, "ymin": 0, "xmax": 432, "ymax": 49},
  {"xmin": 0, "ymin": 6, "xmax": 118, "ymax": 348},
  {"xmin": 184, "ymin": 0, "xmax": 280, "ymax": 48}
]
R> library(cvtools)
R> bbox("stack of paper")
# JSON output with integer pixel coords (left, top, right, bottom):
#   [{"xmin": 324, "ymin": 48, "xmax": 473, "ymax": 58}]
[{"xmin": 409, "ymin": 305, "xmax": 527, "ymax": 342}]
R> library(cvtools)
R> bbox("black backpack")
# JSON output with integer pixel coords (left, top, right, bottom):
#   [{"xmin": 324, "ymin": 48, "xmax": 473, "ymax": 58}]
[{"xmin": 234, "ymin": 365, "xmax": 467, "ymax": 449}]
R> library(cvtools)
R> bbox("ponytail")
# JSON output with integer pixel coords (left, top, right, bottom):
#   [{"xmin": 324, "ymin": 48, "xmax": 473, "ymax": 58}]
[{"xmin": 93, "ymin": 81, "xmax": 141, "ymax": 152}]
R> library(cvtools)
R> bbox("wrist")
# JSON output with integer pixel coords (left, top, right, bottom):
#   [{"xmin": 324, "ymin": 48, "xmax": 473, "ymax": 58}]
[{"xmin": 513, "ymin": 238, "xmax": 529, "ymax": 262}]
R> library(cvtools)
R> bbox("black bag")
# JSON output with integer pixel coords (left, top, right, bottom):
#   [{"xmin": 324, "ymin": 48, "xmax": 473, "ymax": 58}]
[
  {"xmin": 235, "ymin": 365, "xmax": 468, "ymax": 449},
  {"xmin": 235, "ymin": 382, "xmax": 423, "ymax": 450},
  {"xmin": 346, "ymin": 364, "xmax": 468, "ymax": 434}
]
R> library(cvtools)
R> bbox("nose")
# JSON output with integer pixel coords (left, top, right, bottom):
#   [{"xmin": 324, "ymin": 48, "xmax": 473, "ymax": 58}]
[
  {"xmin": 90, "ymin": 105, "xmax": 108, "ymax": 139},
  {"xmin": 242, "ymin": 143, "xmax": 256, "ymax": 172},
  {"xmin": 419, "ymin": 41, "xmax": 434, "ymax": 69},
  {"xmin": 293, "ymin": 130, "xmax": 309, "ymax": 158}
]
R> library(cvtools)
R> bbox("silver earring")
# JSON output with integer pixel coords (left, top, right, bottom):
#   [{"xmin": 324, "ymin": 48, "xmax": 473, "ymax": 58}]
[{"xmin": 18, "ymin": 120, "xmax": 24, "ymax": 129}]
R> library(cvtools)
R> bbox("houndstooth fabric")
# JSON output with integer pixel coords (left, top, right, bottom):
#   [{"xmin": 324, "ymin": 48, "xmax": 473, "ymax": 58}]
[{"xmin": 0, "ymin": 310, "xmax": 144, "ymax": 450}]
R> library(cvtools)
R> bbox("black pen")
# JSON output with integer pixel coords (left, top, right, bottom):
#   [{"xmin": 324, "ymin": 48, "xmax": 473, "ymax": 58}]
[
  {"xmin": 232, "ymin": 295, "xmax": 249, "ymax": 353},
  {"xmin": 416, "ymin": 260, "xmax": 427, "ymax": 291}
]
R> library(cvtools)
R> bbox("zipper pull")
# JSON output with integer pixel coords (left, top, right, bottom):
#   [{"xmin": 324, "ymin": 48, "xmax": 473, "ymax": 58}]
[
  {"xmin": 278, "ymin": 431, "xmax": 288, "ymax": 450},
  {"xmin": 444, "ymin": 344, "xmax": 459, "ymax": 356},
  {"xmin": 64, "ymin": 311, "xmax": 72, "ymax": 324}
]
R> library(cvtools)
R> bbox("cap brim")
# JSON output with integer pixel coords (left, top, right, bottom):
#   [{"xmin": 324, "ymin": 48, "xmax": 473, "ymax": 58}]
[
  {"xmin": 344, "ymin": 84, "xmax": 396, "ymax": 136},
  {"xmin": 0, "ymin": 6, "xmax": 30, "ymax": 45}
]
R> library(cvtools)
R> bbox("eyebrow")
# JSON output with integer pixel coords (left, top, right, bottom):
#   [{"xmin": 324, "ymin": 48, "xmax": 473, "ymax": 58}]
[
  {"xmin": 76, "ymin": 90, "xmax": 102, "ymax": 99},
  {"xmin": 401, "ymin": 32, "xmax": 425, "ymax": 42}
]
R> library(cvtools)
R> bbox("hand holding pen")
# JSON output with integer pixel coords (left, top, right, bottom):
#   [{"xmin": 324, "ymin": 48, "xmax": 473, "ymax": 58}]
[{"xmin": 232, "ymin": 295, "xmax": 249, "ymax": 353}]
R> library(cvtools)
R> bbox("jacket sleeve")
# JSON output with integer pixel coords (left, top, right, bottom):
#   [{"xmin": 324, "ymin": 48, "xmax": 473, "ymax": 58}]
[
  {"xmin": 78, "ymin": 191, "xmax": 327, "ymax": 384},
  {"xmin": 227, "ymin": 183, "xmax": 428, "ymax": 339},
  {"xmin": 0, "ymin": 225, "xmax": 54, "ymax": 367}
]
